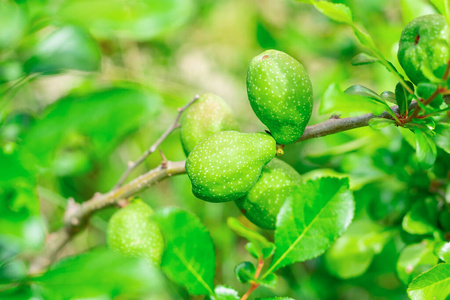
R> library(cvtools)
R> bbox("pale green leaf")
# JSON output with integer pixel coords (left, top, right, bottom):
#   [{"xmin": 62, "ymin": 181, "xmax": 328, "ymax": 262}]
[
  {"xmin": 402, "ymin": 199, "xmax": 438, "ymax": 235},
  {"xmin": 267, "ymin": 177, "xmax": 354, "ymax": 273},
  {"xmin": 313, "ymin": 2, "xmax": 353, "ymax": 25},
  {"xmin": 209, "ymin": 286, "xmax": 240, "ymax": 300},
  {"xmin": 351, "ymin": 53, "xmax": 379, "ymax": 65},
  {"xmin": 325, "ymin": 220, "xmax": 392, "ymax": 279},
  {"xmin": 320, "ymin": 83, "xmax": 387, "ymax": 115},
  {"xmin": 397, "ymin": 242, "xmax": 439, "ymax": 285},
  {"xmin": 435, "ymin": 123, "xmax": 450, "ymax": 153},
  {"xmin": 436, "ymin": 242, "xmax": 450, "ymax": 262},
  {"xmin": 157, "ymin": 208, "xmax": 215, "ymax": 296},
  {"xmin": 407, "ymin": 263, "xmax": 450, "ymax": 300},
  {"xmin": 368, "ymin": 118, "xmax": 395, "ymax": 129}
]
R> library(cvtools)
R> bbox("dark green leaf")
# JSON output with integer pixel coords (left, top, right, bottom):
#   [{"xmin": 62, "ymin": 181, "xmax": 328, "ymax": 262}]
[
  {"xmin": 34, "ymin": 248, "xmax": 166, "ymax": 299},
  {"xmin": 268, "ymin": 177, "xmax": 354, "ymax": 273},
  {"xmin": 397, "ymin": 241, "xmax": 438, "ymax": 284},
  {"xmin": 228, "ymin": 217, "xmax": 275, "ymax": 259},
  {"xmin": 407, "ymin": 263, "xmax": 450, "ymax": 300},
  {"xmin": 414, "ymin": 128, "xmax": 437, "ymax": 169},
  {"xmin": 402, "ymin": 199, "xmax": 438, "ymax": 235},
  {"xmin": 157, "ymin": 208, "xmax": 215, "ymax": 296},
  {"xmin": 351, "ymin": 53, "xmax": 379, "ymax": 65},
  {"xmin": 395, "ymin": 82, "xmax": 412, "ymax": 116},
  {"xmin": 24, "ymin": 26, "xmax": 101, "ymax": 74},
  {"xmin": 235, "ymin": 262, "xmax": 255, "ymax": 283},
  {"xmin": 325, "ymin": 220, "xmax": 392, "ymax": 279}
]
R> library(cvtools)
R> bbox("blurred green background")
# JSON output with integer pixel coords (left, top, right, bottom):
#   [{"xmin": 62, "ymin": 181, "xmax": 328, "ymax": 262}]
[{"xmin": 1, "ymin": 0, "xmax": 448, "ymax": 299}]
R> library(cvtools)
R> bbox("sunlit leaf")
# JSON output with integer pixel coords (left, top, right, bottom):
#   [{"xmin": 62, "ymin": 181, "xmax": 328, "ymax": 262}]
[
  {"xmin": 414, "ymin": 128, "xmax": 437, "ymax": 169},
  {"xmin": 434, "ymin": 123, "xmax": 450, "ymax": 153},
  {"xmin": 402, "ymin": 199, "xmax": 438, "ymax": 235},
  {"xmin": 351, "ymin": 53, "xmax": 379, "ymax": 65},
  {"xmin": 156, "ymin": 208, "xmax": 215, "ymax": 296},
  {"xmin": 397, "ymin": 241, "xmax": 439, "ymax": 285},
  {"xmin": 208, "ymin": 286, "xmax": 240, "ymax": 300},
  {"xmin": 268, "ymin": 177, "xmax": 354, "ymax": 273},
  {"xmin": 407, "ymin": 263, "xmax": 450, "ymax": 300}
]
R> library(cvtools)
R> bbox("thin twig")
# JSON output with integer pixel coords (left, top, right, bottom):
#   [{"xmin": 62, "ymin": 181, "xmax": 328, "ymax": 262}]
[
  {"xmin": 113, "ymin": 95, "xmax": 199, "ymax": 189},
  {"xmin": 241, "ymin": 257, "xmax": 264, "ymax": 300},
  {"xmin": 29, "ymin": 160, "xmax": 187, "ymax": 274}
]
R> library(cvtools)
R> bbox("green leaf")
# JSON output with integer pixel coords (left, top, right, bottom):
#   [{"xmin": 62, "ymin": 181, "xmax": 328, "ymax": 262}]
[
  {"xmin": 235, "ymin": 262, "xmax": 255, "ymax": 283},
  {"xmin": 156, "ymin": 208, "xmax": 215, "ymax": 296},
  {"xmin": 368, "ymin": 118, "xmax": 395, "ymax": 129},
  {"xmin": 257, "ymin": 273, "xmax": 277, "ymax": 289},
  {"xmin": 24, "ymin": 26, "xmax": 101, "ymax": 74},
  {"xmin": 397, "ymin": 241, "xmax": 439, "ymax": 285},
  {"xmin": 428, "ymin": 0, "xmax": 446, "ymax": 15},
  {"xmin": 228, "ymin": 217, "xmax": 275, "ymax": 259},
  {"xmin": 22, "ymin": 88, "xmax": 161, "ymax": 170},
  {"xmin": 417, "ymin": 83, "xmax": 443, "ymax": 108},
  {"xmin": 434, "ymin": 123, "xmax": 450, "ymax": 153},
  {"xmin": 400, "ymin": 0, "xmax": 437, "ymax": 25},
  {"xmin": 380, "ymin": 91, "xmax": 396, "ymax": 103},
  {"xmin": 34, "ymin": 248, "xmax": 165, "ymax": 299},
  {"xmin": 436, "ymin": 242, "xmax": 450, "ymax": 262},
  {"xmin": 414, "ymin": 128, "xmax": 437, "ymax": 169},
  {"xmin": 351, "ymin": 53, "xmax": 379, "ymax": 66},
  {"xmin": 258, "ymin": 298, "xmax": 295, "ymax": 300},
  {"xmin": 58, "ymin": 0, "xmax": 194, "ymax": 41},
  {"xmin": 407, "ymin": 263, "xmax": 450, "ymax": 300},
  {"xmin": 395, "ymin": 82, "xmax": 413, "ymax": 116},
  {"xmin": 402, "ymin": 199, "xmax": 438, "ymax": 235},
  {"xmin": 325, "ymin": 220, "xmax": 392, "ymax": 279},
  {"xmin": 313, "ymin": 1, "xmax": 353, "ymax": 25},
  {"xmin": 320, "ymin": 83, "xmax": 387, "ymax": 116},
  {"xmin": 345, "ymin": 85, "xmax": 384, "ymax": 103},
  {"xmin": 0, "ymin": 2, "xmax": 27, "ymax": 49},
  {"xmin": 267, "ymin": 177, "xmax": 354, "ymax": 273},
  {"xmin": 209, "ymin": 286, "xmax": 240, "ymax": 300}
]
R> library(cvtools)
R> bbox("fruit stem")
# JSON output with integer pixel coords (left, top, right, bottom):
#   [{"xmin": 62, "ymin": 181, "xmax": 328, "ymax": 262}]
[
  {"xmin": 240, "ymin": 257, "xmax": 264, "ymax": 300},
  {"xmin": 276, "ymin": 144, "xmax": 285, "ymax": 156}
]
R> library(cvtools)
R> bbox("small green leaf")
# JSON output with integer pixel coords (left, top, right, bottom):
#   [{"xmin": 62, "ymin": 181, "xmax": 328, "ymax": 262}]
[
  {"xmin": 267, "ymin": 177, "xmax": 354, "ymax": 273},
  {"xmin": 351, "ymin": 53, "xmax": 379, "ymax": 65},
  {"xmin": 397, "ymin": 241, "xmax": 439, "ymax": 285},
  {"xmin": 434, "ymin": 123, "xmax": 450, "ymax": 153},
  {"xmin": 395, "ymin": 82, "xmax": 413, "ymax": 116},
  {"xmin": 313, "ymin": 1, "xmax": 353, "ymax": 25},
  {"xmin": 320, "ymin": 83, "xmax": 387, "ymax": 115},
  {"xmin": 345, "ymin": 85, "xmax": 384, "ymax": 103},
  {"xmin": 380, "ymin": 91, "xmax": 396, "ymax": 103},
  {"xmin": 417, "ymin": 83, "xmax": 443, "ymax": 108},
  {"xmin": 156, "ymin": 208, "xmax": 215, "ymax": 296},
  {"xmin": 325, "ymin": 220, "xmax": 392, "ymax": 279},
  {"xmin": 407, "ymin": 263, "xmax": 450, "ymax": 300},
  {"xmin": 435, "ymin": 242, "xmax": 450, "ymax": 262},
  {"xmin": 414, "ymin": 128, "xmax": 437, "ymax": 169},
  {"xmin": 257, "ymin": 273, "xmax": 277, "ymax": 289},
  {"xmin": 402, "ymin": 199, "xmax": 438, "ymax": 235},
  {"xmin": 209, "ymin": 286, "xmax": 240, "ymax": 300},
  {"xmin": 235, "ymin": 262, "xmax": 256, "ymax": 283},
  {"xmin": 34, "ymin": 248, "xmax": 165, "ymax": 299},
  {"xmin": 24, "ymin": 26, "xmax": 101, "ymax": 74},
  {"xmin": 368, "ymin": 118, "xmax": 395, "ymax": 129},
  {"xmin": 228, "ymin": 217, "xmax": 275, "ymax": 259}
]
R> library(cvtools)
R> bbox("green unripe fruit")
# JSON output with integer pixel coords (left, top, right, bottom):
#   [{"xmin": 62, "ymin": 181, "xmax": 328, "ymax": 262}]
[
  {"xmin": 180, "ymin": 93, "xmax": 240, "ymax": 156},
  {"xmin": 398, "ymin": 14, "xmax": 449, "ymax": 85},
  {"xmin": 186, "ymin": 131, "xmax": 276, "ymax": 203},
  {"xmin": 247, "ymin": 49, "xmax": 313, "ymax": 145},
  {"xmin": 235, "ymin": 158, "xmax": 301, "ymax": 230},
  {"xmin": 107, "ymin": 200, "xmax": 164, "ymax": 264}
]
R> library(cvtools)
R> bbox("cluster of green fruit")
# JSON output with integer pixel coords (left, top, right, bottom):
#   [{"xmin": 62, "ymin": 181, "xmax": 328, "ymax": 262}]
[{"xmin": 184, "ymin": 50, "xmax": 313, "ymax": 229}]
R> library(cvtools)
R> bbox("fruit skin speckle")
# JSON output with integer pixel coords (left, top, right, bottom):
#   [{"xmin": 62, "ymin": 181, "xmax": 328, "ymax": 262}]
[
  {"xmin": 107, "ymin": 200, "xmax": 164, "ymax": 265},
  {"xmin": 186, "ymin": 131, "xmax": 276, "ymax": 203},
  {"xmin": 235, "ymin": 157, "xmax": 302, "ymax": 229},
  {"xmin": 247, "ymin": 49, "xmax": 313, "ymax": 145},
  {"xmin": 397, "ymin": 14, "xmax": 449, "ymax": 85},
  {"xmin": 180, "ymin": 93, "xmax": 240, "ymax": 156}
]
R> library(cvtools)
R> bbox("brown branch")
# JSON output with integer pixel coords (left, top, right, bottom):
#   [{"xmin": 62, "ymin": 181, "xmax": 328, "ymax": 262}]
[
  {"xmin": 297, "ymin": 101, "xmax": 417, "ymax": 142},
  {"xmin": 29, "ymin": 101, "xmax": 420, "ymax": 275},
  {"xmin": 113, "ymin": 95, "xmax": 199, "ymax": 189},
  {"xmin": 29, "ymin": 160, "xmax": 186, "ymax": 274}
]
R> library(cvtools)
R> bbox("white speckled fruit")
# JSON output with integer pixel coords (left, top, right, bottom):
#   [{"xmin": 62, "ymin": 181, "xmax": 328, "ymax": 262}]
[
  {"xmin": 235, "ymin": 157, "xmax": 302, "ymax": 229},
  {"xmin": 186, "ymin": 131, "xmax": 276, "ymax": 203},
  {"xmin": 247, "ymin": 50, "xmax": 313, "ymax": 145},
  {"xmin": 107, "ymin": 200, "xmax": 164, "ymax": 264},
  {"xmin": 180, "ymin": 93, "xmax": 240, "ymax": 156}
]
